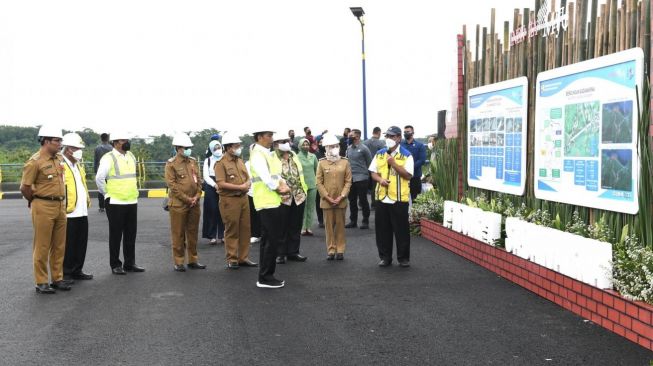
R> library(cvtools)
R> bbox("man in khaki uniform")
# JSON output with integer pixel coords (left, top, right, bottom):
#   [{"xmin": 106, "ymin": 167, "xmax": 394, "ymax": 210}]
[
  {"xmin": 214, "ymin": 132, "xmax": 257, "ymax": 269},
  {"xmin": 316, "ymin": 134, "xmax": 352, "ymax": 260},
  {"xmin": 20, "ymin": 126, "xmax": 72, "ymax": 294},
  {"xmin": 165, "ymin": 133, "xmax": 206, "ymax": 272}
]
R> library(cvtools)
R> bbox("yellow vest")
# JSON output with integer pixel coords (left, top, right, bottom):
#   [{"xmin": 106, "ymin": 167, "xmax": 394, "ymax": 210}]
[
  {"xmin": 63, "ymin": 160, "xmax": 90, "ymax": 213},
  {"xmin": 374, "ymin": 147, "xmax": 411, "ymax": 203},
  {"xmin": 250, "ymin": 146, "xmax": 282, "ymax": 210},
  {"xmin": 103, "ymin": 150, "xmax": 139, "ymax": 202}
]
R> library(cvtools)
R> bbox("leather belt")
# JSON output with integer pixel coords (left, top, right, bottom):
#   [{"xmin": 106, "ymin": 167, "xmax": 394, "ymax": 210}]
[{"xmin": 34, "ymin": 195, "xmax": 65, "ymax": 201}]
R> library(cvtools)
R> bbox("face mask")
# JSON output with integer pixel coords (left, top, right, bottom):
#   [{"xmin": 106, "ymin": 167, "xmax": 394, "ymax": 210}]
[
  {"xmin": 233, "ymin": 147, "xmax": 242, "ymax": 157},
  {"xmin": 122, "ymin": 141, "xmax": 131, "ymax": 151},
  {"xmin": 427, "ymin": 142, "xmax": 433, "ymax": 150},
  {"xmin": 329, "ymin": 147, "xmax": 340, "ymax": 156},
  {"xmin": 403, "ymin": 132, "xmax": 413, "ymax": 140},
  {"xmin": 72, "ymin": 149, "xmax": 83, "ymax": 161},
  {"xmin": 279, "ymin": 142, "xmax": 291, "ymax": 152},
  {"xmin": 212, "ymin": 149, "xmax": 223, "ymax": 159},
  {"xmin": 183, "ymin": 148, "xmax": 192, "ymax": 157},
  {"xmin": 385, "ymin": 138, "xmax": 397, "ymax": 150}
]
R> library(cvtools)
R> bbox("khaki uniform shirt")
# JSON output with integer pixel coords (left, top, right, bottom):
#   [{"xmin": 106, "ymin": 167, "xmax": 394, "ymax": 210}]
[
  {"xmin": 165, "ymin": 155, "xmax": 202, "ymax": 208},
  {"xmin": 214, "ymin": 154, "xmax": 249, "ymax": 197},
  {"xmin": 21, "ymin": 152, "xmax": 66, "ymax": 199},
  {"xmin": 316, "ymin": 158, "xmax": 352, "ymax": 209}
]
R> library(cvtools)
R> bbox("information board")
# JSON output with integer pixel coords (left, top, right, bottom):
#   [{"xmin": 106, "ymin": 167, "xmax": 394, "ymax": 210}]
[
  {"xmin": 534, "ymin": 48, "xmax": 643, "ymax": 214},
  {"xmin": 467, "ymin": 77, "xmax": 528, "ymax": 195}
]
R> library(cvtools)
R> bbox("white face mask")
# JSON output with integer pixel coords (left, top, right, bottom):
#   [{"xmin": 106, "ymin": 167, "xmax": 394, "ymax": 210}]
[
  {"xmin": 72, "ymin": 149, "xmax": 83, "ymax": 161},
  {"xmin": 233, "ymin": 147, "xmax": 243, "ymax": 157},
  {"xmin": 427, "ymin": 142, "xmax": 433, "ymax": 150},
  {"xmin": 329, "ymin": 147, "xmax": 340, "ymax": 156},
  {"xmin": 279, "ymin": 142, "xmax": 291, "ymax": 152},
  {"xmin": 385, "ymin": 138, "xmax": 397, "ymax": 150},
  {"xmin": 212, "ymin": 149, "xmax": 223, "ymax": 159}
]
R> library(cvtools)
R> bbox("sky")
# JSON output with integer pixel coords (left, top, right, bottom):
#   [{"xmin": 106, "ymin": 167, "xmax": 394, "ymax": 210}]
[{"xmin": 0, "ymin": 0, "xmax": 527, "ymax": 139}]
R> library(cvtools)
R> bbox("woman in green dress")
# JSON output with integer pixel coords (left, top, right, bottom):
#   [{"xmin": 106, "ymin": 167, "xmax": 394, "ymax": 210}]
[{"xmin": 297, "ymin": 138, "xmax": 319, "ymax": 235}]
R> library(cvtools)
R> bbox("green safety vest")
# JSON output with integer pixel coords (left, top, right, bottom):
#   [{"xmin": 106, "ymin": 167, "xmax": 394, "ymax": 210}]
[
  {"xmin": 103, "ymin": 150, "xmax": 139, "ymax": 202},
  {"xmin": 250, "ymin": 146, "xmax": 282, "ymax": 210}
]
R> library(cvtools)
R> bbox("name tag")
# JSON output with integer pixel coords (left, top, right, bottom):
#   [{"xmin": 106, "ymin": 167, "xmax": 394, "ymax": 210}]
[{"xmin": 193, "ymin": 173, "xmax": 198, "ymax": 183}]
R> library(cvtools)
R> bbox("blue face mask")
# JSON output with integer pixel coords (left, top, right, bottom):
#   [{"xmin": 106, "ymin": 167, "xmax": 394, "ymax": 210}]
[{"xmin": 183, "ymin": 148, "xmax": 192, "ymax": 157}]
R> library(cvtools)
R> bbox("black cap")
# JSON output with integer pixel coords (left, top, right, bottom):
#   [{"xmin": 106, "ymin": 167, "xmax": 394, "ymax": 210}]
[{"xmin": 384, "ymin": 126, "xmax": 401, "ymax": 136}]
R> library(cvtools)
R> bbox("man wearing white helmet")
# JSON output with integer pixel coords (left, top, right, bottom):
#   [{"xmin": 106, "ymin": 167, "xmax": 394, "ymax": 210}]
[
  {"xmin": 95, "ymin": 130, "xmax": 145, "ymax": 274},
  {"xmin": 61, "ymin": 133, "xmax": 93, "ymax": 281},
  {"xmin": 249, "ymin": 129, "xmax": 290, "ymax": 288},
  {"xmin": 165, "ymin": 133, "xmax": 206, "ymax": 272},
  {"xmin": 20, "ymin": 125, "xmax": 72, "ymax": 293}
]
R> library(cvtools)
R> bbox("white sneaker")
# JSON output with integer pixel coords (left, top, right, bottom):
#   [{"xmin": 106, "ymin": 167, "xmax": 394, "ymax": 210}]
[{"xmin": 250, "ymin": 237, "xmax": 261, "ymax": 243}]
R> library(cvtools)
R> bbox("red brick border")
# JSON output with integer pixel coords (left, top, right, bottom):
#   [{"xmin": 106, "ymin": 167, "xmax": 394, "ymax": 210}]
[{"xmin": 420, "ymin": 218, "xmax": 653, "ymax": 351}]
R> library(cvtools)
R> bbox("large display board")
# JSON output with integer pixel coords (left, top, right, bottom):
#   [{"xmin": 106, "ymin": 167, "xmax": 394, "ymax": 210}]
[
  {"xmin": 467, "ymin": 77, "xmax": 528, "ymax": 195},
  {"xmin": 534, "ymin": 48, "xmax": 643, "ymax": 214}
]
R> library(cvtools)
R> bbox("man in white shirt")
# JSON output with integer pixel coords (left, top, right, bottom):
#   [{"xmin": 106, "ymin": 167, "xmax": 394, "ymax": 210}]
[
  {"xmin": 369, "ymin": 126, "xmax": 414, "ymax": 267},
  {"xmin": 61, "ymin": 133, "xmax": 93, "ymax": 280}
]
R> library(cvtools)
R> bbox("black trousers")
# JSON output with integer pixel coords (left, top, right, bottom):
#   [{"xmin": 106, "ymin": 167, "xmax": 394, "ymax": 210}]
[
  {"xmin": 278, "ymin": 200, "xmax": 305, "ymax": 256},
  {"xmin": 316, "ymin": 190, "xmax": 323, "ymax": 224},
  {"xmin": 201, "ymin": 182, "xmax": 225, "ymax": 240},
  {"xmin": 106, "ymin": 201, "xmax": 137, "ymax": 269},
  {"xmin": 409, "ymin": 176, "xmax": 422, "ymax": 201},
  {"xmin": 258, "ymin": 206, "xmax": 285, "ymax": 281},
  {"xmin": 368, "ymin": 176, "xmax": 376, "ymax": 208},
  {"xmin": 98, "ymin": 193, "xmax": 105, "ymax": 209},
  {"xmin": 63, "ymin": 216, "xmax": 89, "ymax": 276},
  {"xmin": 348, "ymin": 180, "xmax": 370, "ymax": 223},
  {"xmin": 375, "ymin": 201, "xmax": 410, "ymax": 262},
  {"xmin": 248, "ymin": 196, "xmax": 261, "ymax": 238}
]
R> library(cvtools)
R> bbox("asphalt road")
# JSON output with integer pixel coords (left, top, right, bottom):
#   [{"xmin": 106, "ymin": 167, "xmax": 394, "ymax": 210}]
[{"xmin": 0, "ymin": 199, "xmax": 651, "ymax": 365}]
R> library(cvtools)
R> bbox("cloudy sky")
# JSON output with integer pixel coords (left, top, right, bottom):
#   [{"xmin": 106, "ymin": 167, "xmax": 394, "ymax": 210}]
[{"xmin": 0, "ymin": 0, "xmax": 526, "ymax": 138}]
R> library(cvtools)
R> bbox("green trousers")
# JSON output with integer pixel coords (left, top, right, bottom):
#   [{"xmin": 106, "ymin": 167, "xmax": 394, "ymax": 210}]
[{"xmin": 302, "ymin": 188, "xmax": 317, "ymax": 231}]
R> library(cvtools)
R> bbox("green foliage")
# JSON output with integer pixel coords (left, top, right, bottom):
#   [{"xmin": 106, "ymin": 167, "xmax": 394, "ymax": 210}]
[
  {"xmin": 429, "ymin": 138, "xmax": 458, "ymax": 202},
  {"xmin": 409, "ymin": 188, "xmax": 445, "ymax": 235},
  {"xmin": 565, "ymin": 211, "xmax": 588, "ymax": 237},
  {"xmin": 612, "ymin": 234, "xmax": 653, "ymax": 303}
]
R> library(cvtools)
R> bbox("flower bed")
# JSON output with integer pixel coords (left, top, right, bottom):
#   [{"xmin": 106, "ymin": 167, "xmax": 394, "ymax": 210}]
[{"xmin": 421, "ymin": 218, "xmax": 653, "ymax": 351}]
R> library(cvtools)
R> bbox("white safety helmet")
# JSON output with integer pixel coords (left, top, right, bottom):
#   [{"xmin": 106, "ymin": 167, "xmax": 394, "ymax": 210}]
[
  {"xmin": 252, "ymin": 128, "xmax": 275, "ymax": 135},
  {"xmin": 37, "ymin": 125, "xmax": 63, "ymax": 139},
  {"xmin": 221, "ymin": 132, "xmax": 241, "ymax": 145},
  {"xmin": 321, "ymin": 133, "xmax": 339, "ymax": 147},
  {"xmin": 272, "ymin": 133, "xmax": 289, "ymax": 142},
  {"xmin": 62, "ymin": 133, "xmax": 85, "ymax": 148},
  {"xmin": 111, "ymin": 130, "xmax": 131, "ymax": 141},
  {"xmin": 172, "ymin": 133, "xmax": 193, "ymax": 147}
]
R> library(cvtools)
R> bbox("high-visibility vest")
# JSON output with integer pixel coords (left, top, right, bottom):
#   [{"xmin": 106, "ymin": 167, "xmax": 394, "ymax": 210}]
[
  {"xmin": 250, "ymin": 146, "xmax": 282, "ymax": 210},
  {"xmin": 103, "ymin": 150, "xmax": 139, "ymax": 202},
  {"xmin": 63, "ymin": 160, "xmax": 90, "ymax": 213},
  {"xmin": 374, "ymin": 147, "xmax": 411, "ymax": 203}
]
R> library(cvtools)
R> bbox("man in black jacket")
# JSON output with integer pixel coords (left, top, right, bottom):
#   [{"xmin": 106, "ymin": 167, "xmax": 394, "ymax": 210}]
[{"xmin": 94, "ymin": 133, "xmax": 113, "ymax": 212}]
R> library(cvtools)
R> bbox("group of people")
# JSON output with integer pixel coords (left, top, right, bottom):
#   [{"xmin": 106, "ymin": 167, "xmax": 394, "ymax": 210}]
[{"xmin": 20, "ymin": 124, "xmax": 428, "ymax": 293}]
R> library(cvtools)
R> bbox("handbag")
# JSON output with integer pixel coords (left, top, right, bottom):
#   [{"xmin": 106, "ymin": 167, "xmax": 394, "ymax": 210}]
[{"xmin": 162, "ymin": 187, "xmax": 169, "ymax": 211}]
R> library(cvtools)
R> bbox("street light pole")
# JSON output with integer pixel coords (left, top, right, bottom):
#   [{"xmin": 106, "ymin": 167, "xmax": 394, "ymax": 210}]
[{"xmin": 350, "ymin": 7, "xmax": 368, "ymax": 140}]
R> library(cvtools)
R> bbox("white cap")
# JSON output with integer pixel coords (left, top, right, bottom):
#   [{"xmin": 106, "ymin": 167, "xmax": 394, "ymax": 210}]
[
  {"xmin": 111, "ymin": 130, "xmax": 131, "ymax": 141},
  {"xmin": 62, "ymin": 133, "xmax": 85, "ymax": 148},
  {"xmin": 38, "ymin": 125, "xmax": 63, "ymax": 139},
  {"xmin": 321, "ymin": 133, "xmax": 339, "ymax": 146},
  {"xmin": 221, "ymin": 132, "xmax": 241, "ymax": 145},
  {"xmin": 172, "ymin": 133, "xmax": 193, "ymax": 147}
]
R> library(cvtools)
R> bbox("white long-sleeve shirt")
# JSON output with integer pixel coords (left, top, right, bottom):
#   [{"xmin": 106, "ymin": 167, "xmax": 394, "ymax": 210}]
[
  {"xmin": 202, "ymin": 156, "xmax": 221, "ymax": 188},
  {"xmin": 250, "ymin": 144, "xmax": 280, "ymax": 191},
  {"xmin": 63, "ymin": 156, "xmax": 88, "ymax": 218},
  {"xmin": 95, "ymin": 149, "xmax": 138, "ymax": 205}
]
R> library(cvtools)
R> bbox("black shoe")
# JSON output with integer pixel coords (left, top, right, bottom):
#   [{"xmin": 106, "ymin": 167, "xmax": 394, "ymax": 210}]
[
  {"xmin": 335, "ymin": 253, "xmax": 344, "ymax": 260},
  {"xmin": 326, "ymin": 254, "xmax": 335, "ymax": 261},
  {"xmin": 51, "ymin": 281, "xmax": 72, "ymax": 291},
  {"xmin": 124, "ymin": 265, "xmax": 145, "ymax": 272},
  {"xmin": 378, "ymin": 260, "xmax": 391, "ymax": 267},
  {"xmin": 71, "ymin": 272, "xmax": 93, "ymax": 280},
  {"xmin": 360, "ymin": 223, "xmax": 369, "ymax": 229},
  {"xmin": 35, "ymin": 283, "xmax": 55, "ymax": 294},
  {"xmin": 99, "ymin": 208, "xmax": 105, "ymax": 213},
  {"xmin": 276, "ymin": 256, "xmax": 286, "ymax": 264},
  {"xmin": 256, "ymin": 278, "xmax": 285, "ymax": 289},
  {"xmin": 399, "ymin": 260, "xmax": 410, "ymax": 268},
  {"xmin": 174, "ymin": 264, "xmax": 186, "ymax": 272},
  {"xmin": 318, "ymin": 222, "xmax": 325, "ymax": 228},
  {"xmin": 227, "ymin": 262, "xmax": 240, "ymax": 269},
  {"xmin": 345, "ymin": 222, "xmax": 357, "ymax": 228},
  {"xmin": 238, "ymin": 259, "xmax": 258, "ymax": 267},
  {"xmin": 287, "ymin": 254, "xmax": 307, "ymax": 262},
  {"xmin": 112, "ymin": 267, "xmax": 126, "ymax": 275},
  {"xmin": 59, "ymin": 279, "xmax": 75, "ymax": 285},
  {"xmin": 187, "ymin": 262, "xmax": 206, "ymax": 269}
]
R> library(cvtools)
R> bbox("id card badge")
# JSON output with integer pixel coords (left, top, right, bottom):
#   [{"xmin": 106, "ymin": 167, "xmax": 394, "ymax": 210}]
[{"xmin": 192, "ymin": 173, "xmax": 198, "ymax": 184}]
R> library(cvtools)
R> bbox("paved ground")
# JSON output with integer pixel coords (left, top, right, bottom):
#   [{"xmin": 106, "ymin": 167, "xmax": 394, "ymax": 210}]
[{"xmin": 0, "ymin": 199, "xmax": 651, "ymax": 365}]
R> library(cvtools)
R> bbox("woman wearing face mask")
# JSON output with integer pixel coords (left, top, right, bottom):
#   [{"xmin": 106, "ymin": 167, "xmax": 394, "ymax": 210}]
[
  {"xmin": 273, "ymin": 134, "xmax": 309, "ymax": 264},
  {"xmin": 316, "ymin": 134, "xmax": 352, "ymax": 260},
  {"xmin": 297, "ymin": 138, "xmax": 319, "ymax": 235},
  {"xmin": 202, "ymin": 140, "xmax": 226, "ymax": 245}
]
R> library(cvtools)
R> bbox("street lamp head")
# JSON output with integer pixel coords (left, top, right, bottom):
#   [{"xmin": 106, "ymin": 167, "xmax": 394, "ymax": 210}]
[{"xmin": 350, "ymin": 7, "xmax": 365, "ymax": 19}]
